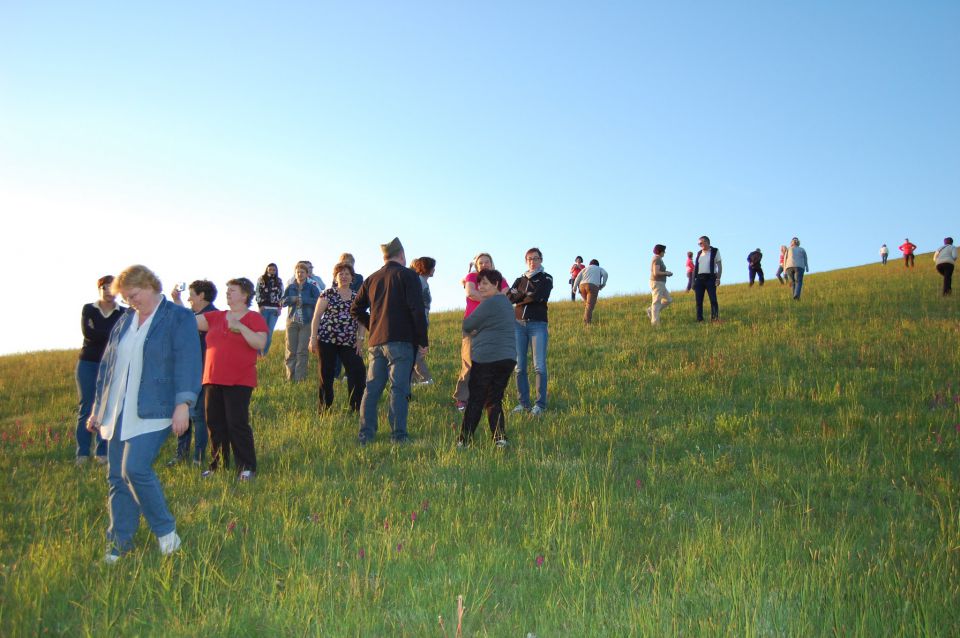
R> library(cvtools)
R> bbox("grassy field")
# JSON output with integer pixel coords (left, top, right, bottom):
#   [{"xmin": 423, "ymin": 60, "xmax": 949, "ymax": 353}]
[{"xmin": 1, "ymin": 255, "xmax": 957, "ymax": 636}]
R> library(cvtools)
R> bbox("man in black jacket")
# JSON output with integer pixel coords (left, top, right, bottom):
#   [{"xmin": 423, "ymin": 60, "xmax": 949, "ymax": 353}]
[
  {"xmin": 747, "ymin": 248, "xmax": 764, "ymax": 286},
  {"xmin": 507, "ymin": 247, "xmax": 553, "ymax": 416},
  {"xmin": 351, "ymin": 237, "xmax": 428, "ymax": 444}
]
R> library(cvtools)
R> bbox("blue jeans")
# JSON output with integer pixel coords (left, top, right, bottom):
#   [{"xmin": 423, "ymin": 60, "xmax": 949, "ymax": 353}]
[
  {"xmin": 175, "ymin": 386, "xmax": 207, "ymax": 462},
  {"xmin": 515, "ymin": 320, "xmax": 548, "ymax": 410},
  {"xmin": 789, "ymin": 268, "xmax": 805, "ymax": 299},
  {"xmin": 106, "ymin": 413, "xmax": 175, "ymax": 553},
  {"xmin": 359, "ymin": 342, "xmax": 414, "ymax": 442},
  {"xmin": 260, "ymin": 307, "xmax": 280, "ymax": 355},
  {"xmin": 75, "ymin": 360, "xmax": 107, "ymax": 458}
]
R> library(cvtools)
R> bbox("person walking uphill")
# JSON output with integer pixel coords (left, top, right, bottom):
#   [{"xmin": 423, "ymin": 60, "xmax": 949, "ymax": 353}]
[
  {"xmin": 692, "ymin": 236, "xmax": 722, "ymax": 322},
  {"xmin": 649, "ymin": 245, "xmax": 673, "ymax": 325},
  {"xmin": 747, "ymin": 248, "xmax": 764, "ymax": 286},
  {"xmin": 934, "ymin": 237, "xmax": 957, "ymax": 296},
  {"xmin": 572, "ymin": 259, "xmax": 608, "ymax": 324},
  {"xmin": 351, "ymin": 237, "xmax": 428, "ymax": 444},
  {"xmin": 784, "ymin": 237, "xmax": 809, "ymax": 300},
  {"xmin": 569, "ymin": 256, "xmax": 585, "ymax": 301},
  {"xmin": 508, "ymin": 247, "xmax": 553, "ymax": 415},
  {"xmin": 900, "ymin": 239, "xmax": 917, "ymax": 268}
]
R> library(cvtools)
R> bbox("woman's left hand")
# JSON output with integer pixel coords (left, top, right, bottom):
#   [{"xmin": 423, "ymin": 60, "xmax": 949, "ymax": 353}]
[{"xmin": 172, "ymin": 403, "xmax": 190, "ymax": 436}]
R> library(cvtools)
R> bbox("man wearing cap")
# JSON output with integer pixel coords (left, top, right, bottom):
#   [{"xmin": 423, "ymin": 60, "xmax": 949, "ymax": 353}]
[
  {"xmin": 351, "ymin": 237, "xmax": 428, "ymax": 444},
  {"xmin": 747, "ymin": 248, "xmax": 764, "ymax": 286},
  {"xmin": 693, "ymin": 235, "xmax": 722, "ymax": 322}
]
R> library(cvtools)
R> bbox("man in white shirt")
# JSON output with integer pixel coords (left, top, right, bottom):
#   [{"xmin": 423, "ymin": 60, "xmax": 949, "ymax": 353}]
[{"xmin": 693, "ymin": 235, "xmax": 722, "ymax": 322}]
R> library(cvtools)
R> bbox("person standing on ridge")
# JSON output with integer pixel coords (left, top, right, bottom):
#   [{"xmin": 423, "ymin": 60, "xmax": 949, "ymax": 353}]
[
  {"xmin": 692, "ymin": 236, "xmax": 722, "ymax": 322},
  {"xmin": 879, "ymin": 244, "xmax": 889, "ymax": 265},
  {"xmin": 508, "ymin": 247, "xmax": 553, "ymax": 415},
  {"xmin": 784, "ymin": 237, "xmax": 809, "ymax": 300},
  {"xmin": 899, "ymin": 238, "xmax": 917, "ymax": 268}
]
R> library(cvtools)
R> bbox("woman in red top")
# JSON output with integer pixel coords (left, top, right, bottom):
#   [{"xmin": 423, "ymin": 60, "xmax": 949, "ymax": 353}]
[
  {"xmin": 196, "ymin": 278, "xmax": 267, "ymax": 481},
  {"xmin": 569, "ymin": 256, "xmax": 585, "ymax": 301}
]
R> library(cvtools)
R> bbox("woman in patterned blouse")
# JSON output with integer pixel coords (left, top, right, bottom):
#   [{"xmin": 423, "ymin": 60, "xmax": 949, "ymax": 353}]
[{"xmin": 308, "ymin": 262, "xmax": 367, "ymax": 413}]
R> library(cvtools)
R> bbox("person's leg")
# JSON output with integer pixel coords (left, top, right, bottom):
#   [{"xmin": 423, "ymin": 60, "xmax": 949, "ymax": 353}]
[
  {"xmin": 223, "ymin": 385, "xmax": 256, "ymax": 473},
  {"xmin": 946, "ymin": 263, "xmax": 955, "ymax": 295},
  {"xmin": 793, "ymin": 270, "xmax": 805, "ymax": 299},
  {"xmin": 205, "ymin": 384, "xmax": 230, "ymax": 471},
  {"xmin": 693, "ymin": 278, "xmax": 706, "ymax": 321},
  {"xmin": 776, "ymin": 266, "xmax": 784, "ymax": 284},
  {"xmin": 583, "ymin": 284, "xmax": 598, "ymax": 323},
  {"xmin": 748, "ymin": 268, "xmax": 756, "ymax": 286},
  {"xmin": 485, "ymin": 359, "xmax": 515, "ymax": 440},
  {"xmin": 284, "ymin": 322, "xmax": 298, "ymax": 380},
  {"xmin": 121, "ymin": 425, "xmax": 176, "ymax": 538},
  {"xmin": 317, "ymin": 342, "xmax": 337, "ymax": 409},
  {"xmin": 514, "ymin": 321, "xmax": 531, "ymax": 408},
  {"xmin": 295, "ymin": 324, "xmax": 311, "ymax": 381},
  {"xmin": 453, "ymin": 334, "xmax": 472, "ymax": 404},
  {"xmin": 686, "ymin": 272, "xmax": 693, "ymax": 292},
  {"xmin": 460, "ymin": 360, "xmax": 490, "ymax": 441},
  {"xmin": 192, "ymin": 385, "xmax": 208, "ymax": 463},
  {"xmin": 260, "ymin": 308, "xmax": 279, "ymax": 356},
  {"xmin": 705, "ymin": 278, "xmax": 719, "ymax": 320},
  {"xmin": 530, "ymin": 322, "xmax": 549, "ymax": 410},
  {"xmin": 757, "ymin": 267, "xmax": 764, "ymax": 286},
  {"xmin": 359, "ymin": 345, "xmax": 386, "ymax": 442},
  {"xmin": 412, "ymin": 346, "xmax": 432, "ymax": 383},
  {"xmin": 106, "ymin": 414, "xmax": 139, "ymax": 553},
  {"xmin": 340, "ymin": 345, "xmax": 367, "ymax": 411},
  {"xmin": 174, "ymin": 421, "xmax": 192, "ymax": 461},
  {"xmin": 75, "ymin": 359, "xmax": 99, "ymax": 459},
  {"xmin": 385, "ymin": 342, "xmax": 414, "ymax": 441}
]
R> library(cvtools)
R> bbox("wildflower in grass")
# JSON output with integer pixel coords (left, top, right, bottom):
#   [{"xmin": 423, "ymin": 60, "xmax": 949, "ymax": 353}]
[
  {"xmin": 358, "ymin": 548, "xmax": 365, "ymax": 559},
  {"xmin": 384, "ymin": 519, "xmax": 390, "ymax": 530},
  {"xmin": 410, "ymin": 511, "xmax": 417, "ymax": 522},
  {"xmin": 635, "ymin": 479, "xmax": 644, "ymax": 490},
  {"xmin": 397, "ymin": 543, "xmax": 403, "ymax": 552},
  {"xmin": 936, "ymin": 434, "xmax": 943, "ymax": 446},
  {"xmin": 421, "ymin": 499, "xmax": 429, "ymax": 512},
  {"xmin": 311, "ymin": 512, "xmax": 320, "ymax": 523},
  {"xmin": 227, "ymin": 521, "xmax": 237, "ymax": 533},
  {"xmin": 535, "ymin": 555, "xmax": 544, "ymax": 567},
  {"xmin": 955, "ymin": 424, "xmax": 960, "ymax": 434}
]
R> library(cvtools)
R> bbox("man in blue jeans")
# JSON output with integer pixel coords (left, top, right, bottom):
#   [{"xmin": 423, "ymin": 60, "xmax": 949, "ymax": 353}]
[
  {"xmin": 351, "ymin": 237, "xmax": 428, "ymax": 444},
  {"xmin": 508, "ymin": 247, "xmax": 553, "ymax": 416}
]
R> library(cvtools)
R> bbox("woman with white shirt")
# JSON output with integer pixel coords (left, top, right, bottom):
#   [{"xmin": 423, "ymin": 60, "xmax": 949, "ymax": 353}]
[
  {"xmin": 934, "ymin": 237, "xmax": 957, "ymax": 296},
  {"xmin": 87, "ymin": 265, "xmax": 201, "ymax": 563}
]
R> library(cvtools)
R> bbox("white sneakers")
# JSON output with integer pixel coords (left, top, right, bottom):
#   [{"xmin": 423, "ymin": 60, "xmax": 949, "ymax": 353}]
[{"xmin": 158, "ymin": 531, "xmax": 182, "ymax": 556}]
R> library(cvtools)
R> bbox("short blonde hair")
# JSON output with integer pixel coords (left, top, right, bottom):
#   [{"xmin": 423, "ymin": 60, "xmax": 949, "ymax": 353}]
[
  {"xmin": 112, "ymin": 264, "xmax": 162, "ymax": 295},
  {"xmin": 338, "ymin": 252, "xmax": 355, "ymax": 266}
]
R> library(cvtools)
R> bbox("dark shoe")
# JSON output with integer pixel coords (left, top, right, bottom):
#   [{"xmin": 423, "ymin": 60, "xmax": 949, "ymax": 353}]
[{"xmin": 166, "ymin": 454, "xmax": 186, "ymax": 467}]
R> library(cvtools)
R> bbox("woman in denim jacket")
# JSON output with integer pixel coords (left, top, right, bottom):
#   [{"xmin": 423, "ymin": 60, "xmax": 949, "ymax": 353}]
[
  {"xmin": 87, "ymin": 265, "xmax": 201, "ymax": 563},
  {"xmin": 283, "ymin": 262, "xmax": 321, "ymax": 381}
]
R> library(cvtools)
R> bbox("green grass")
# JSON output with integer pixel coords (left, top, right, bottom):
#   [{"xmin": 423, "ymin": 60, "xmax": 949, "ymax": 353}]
[{"xmin": 1, "ymin": 255, "xmax": 958, "ymax": 636}]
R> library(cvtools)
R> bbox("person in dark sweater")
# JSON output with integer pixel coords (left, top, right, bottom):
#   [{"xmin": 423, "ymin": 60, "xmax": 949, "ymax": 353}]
[
  {"xmin": 507, "ymin": 247, "xmax": 553, "ymax": 415},
  {"xmin": 747, "ymin": 248, "xmax": 764, "ymax": 286},
  {"xmin": 457, "ymin": 269, "xmax": 517, "ymax": 447},
  {"xmin": 351, "ymin": 237, "xmax": 428, "ymax": 444},
  {"xmin": 75, "ymin": 275, "xmax": 126, "ymax": 464},
  {"xmin": 169, "ymin": 279, "xmax": 218, "ymax": 465}
]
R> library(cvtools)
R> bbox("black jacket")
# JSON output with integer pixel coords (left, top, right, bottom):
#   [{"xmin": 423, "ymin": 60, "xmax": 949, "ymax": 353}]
[
  {"xmin": 351, "ymin": 261, "xmax": 428, "ymax": 348},
  {"xmin": 507, "ymin": 270, "xmax": 553, "ymax": 322}
]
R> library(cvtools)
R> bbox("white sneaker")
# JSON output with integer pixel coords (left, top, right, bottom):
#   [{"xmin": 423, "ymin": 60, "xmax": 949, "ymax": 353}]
[
  {"xmin": 495, "ymin": 437, "xmax": 509, "ymax": 448},
  {"xmin": 511, "ymin": 404, "xmax": 528, "ymax": 414},
  {"xmin": 531, "ymin": 406, "xmax": 545, "ymax": 416},
  {"xmin": 158, "ymin": 531, "xmax": 181, "ymax": 556},
  {"xmin": 104, "ymin": 547, "xmax": 122, "ymax": 564}
]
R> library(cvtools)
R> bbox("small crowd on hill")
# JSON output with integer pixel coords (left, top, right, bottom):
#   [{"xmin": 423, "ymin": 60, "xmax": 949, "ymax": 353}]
[{"xmin": 72, "ymin": 233, "xmax": 955, "ymax": 563}]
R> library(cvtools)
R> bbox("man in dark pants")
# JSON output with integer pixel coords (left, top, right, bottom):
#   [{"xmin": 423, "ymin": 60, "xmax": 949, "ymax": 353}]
[
  {"xmin": 169, "ymin": 279, "xmax": 218, "ymax": 466},
  {"xmin": 351, "ymin": 237, "xmax": 428, "ymax": 444},
  {"xmin": 693, "ymin": 236, "xmax": 722, "ymax": 322},
  {"xmin": 747, "ymin": 248, "xmax": 764, "ymax": 286}
]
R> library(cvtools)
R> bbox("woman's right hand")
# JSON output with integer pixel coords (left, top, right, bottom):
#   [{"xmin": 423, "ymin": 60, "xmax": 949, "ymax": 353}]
[
  {"xmin": 308, "ymin": 335, "xmax": 317, "ymax": 354},
  {"xmin": 86, "ymin": 416, "xmax": 100, "ymax": 433}
]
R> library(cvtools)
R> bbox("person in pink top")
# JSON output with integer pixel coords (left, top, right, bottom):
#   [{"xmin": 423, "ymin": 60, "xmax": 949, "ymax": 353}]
[
  {"xmin": 453, "ymin": 253, "xmax": 508, "ymax": 410},
  {"xmin": 685, "ymin": 251, "xmax": 694, "ymax": 291},
  {"xmin": 195, "ymin": 278, "xmax": 268, "ymax": 481},
  {"xmin": 899, "ymin": 238, "xmax": 917, "ymax": 268},
  {"xmin": 569, "ymin": 256, "xmax": 585, "ymax": 301}
]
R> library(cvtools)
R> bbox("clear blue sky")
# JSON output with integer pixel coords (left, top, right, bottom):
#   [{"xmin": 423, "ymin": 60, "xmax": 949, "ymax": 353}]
[{"xmin": 1, "ymin": 1, "xmax": 957, "ymax": 355}]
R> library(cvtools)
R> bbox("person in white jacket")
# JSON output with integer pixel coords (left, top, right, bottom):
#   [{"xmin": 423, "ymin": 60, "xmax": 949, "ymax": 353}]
[
  {"xmin": 784, "ymin": 237, "xmax": 809, "ymax": 300},
  {"xmin": 934, "ymin": 237, "xmax": 957, "ymax": 296}
]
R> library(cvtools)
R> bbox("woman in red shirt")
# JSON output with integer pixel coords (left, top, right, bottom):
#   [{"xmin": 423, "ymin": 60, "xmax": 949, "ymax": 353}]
[{"xmin": 196, "ymin": 278, "xmax": 268, "ymax": 481}]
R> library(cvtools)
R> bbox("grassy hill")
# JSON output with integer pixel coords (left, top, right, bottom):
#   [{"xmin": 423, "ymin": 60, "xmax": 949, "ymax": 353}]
[{"xmin": 1, "ymin": 256, "xmax": 957, "ymax": 635}]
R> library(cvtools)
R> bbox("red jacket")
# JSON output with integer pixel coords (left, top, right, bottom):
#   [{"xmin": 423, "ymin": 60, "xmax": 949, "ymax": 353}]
[{"xmin": 899, "ymin": 241, "xmax": 917, "ymax": 255}]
